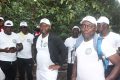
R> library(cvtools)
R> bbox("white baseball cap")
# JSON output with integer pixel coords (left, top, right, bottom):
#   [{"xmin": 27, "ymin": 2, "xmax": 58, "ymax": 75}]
[
  {"xmin": 20, "ymin": 21, "xmax": 28, "ymax": 27},
  {"xmin": 4, "ymin": 20, "xmax": 13, "ymax": 27},
  {"xmin": 0, "ymin": 17, "xmax": 4, "ymax": 21},
  {"xmin": 97, "ymin": 16, "xmax": 109, "ymax": 25},
  {"xmin": 72, "ymin": 26, "xmax": 80, "ymax": 31},
  {"xmin": 40, "ymin": 18, "xmax": 51, "ymax": 26},
  {"xmin": 80, "ymin": 16, "xmax": 97, "ymax": 26}
]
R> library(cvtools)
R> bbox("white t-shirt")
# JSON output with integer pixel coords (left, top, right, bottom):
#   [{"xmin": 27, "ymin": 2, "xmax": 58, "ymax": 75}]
[
  {"xmin": 17, "ymin": 32, "xmax": 34, "ymax": 59},
  {"xmin": 64, "ymin": 37, "xmax": 78, "ymax": 64},
  {"xmin": 99, "ymin": 32, "xmax": 120, "ymax": 65},
  {"xmin": 36, "ymin": 34, "xmax": 58, "ymax": 80},
  {"xmin": 0, "ymin": 32, "xmax": 21, "ymax": 61},
  {"xmin": 76, "ymin": 38, "xmax": 116, "ymax": 80},
  {"xmin": 101, "ymin": 32, "xmax": 120, "ymax": 50}
]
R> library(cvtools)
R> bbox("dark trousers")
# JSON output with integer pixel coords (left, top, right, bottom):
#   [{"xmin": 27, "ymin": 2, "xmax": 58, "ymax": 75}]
[
  {"xmin": 17, "ymin": 58, "xmax": 33, "ymax": 80},
  {"xmin": 67, "ymin": 63, "xmax": 73, "ymax": 80},
  {"xmin": 0, "ymin": 60, "xmax": 17, "ymax": 80},
  {"xmin": 105, "ymin": 65, "xmax": 120, "ymax": 80}
]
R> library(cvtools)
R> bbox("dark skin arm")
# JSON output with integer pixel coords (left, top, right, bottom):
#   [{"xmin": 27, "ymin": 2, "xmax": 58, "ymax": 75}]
[
  {"xmin": 106, "ymin": 53, "xmax": 120, "ymax": 80},
  {"xmin": 49, "ymin": 64, "xmax": 61, "ymax": 70},
  {"xmin": 0, "ymin": 47, "xmax": 10, "ymax": 53},
  {"xmin": 0, "ymin": 47, "xmax": 18, "ymax": 53},
  {"xmin": 71, "ymin": 56, "xmax": 77, "ymax": 80}
]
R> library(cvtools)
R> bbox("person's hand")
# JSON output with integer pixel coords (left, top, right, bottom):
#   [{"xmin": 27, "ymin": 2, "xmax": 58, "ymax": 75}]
[
  {"xmin": 9, "ymin": 47, "xmax": 17, "ymax": 53},
  {"xmin": 4, "ymin": 47, "xmax": 10, "ymax": 53},
  {"xmin": 49, "ymin": 64, "xmax": 61, "ymax": 70}
]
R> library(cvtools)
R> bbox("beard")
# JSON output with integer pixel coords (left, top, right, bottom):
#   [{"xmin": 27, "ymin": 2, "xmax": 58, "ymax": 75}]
[{"xmin": 82, "ymin": 32, "xmax": 95, "ymax": 41}]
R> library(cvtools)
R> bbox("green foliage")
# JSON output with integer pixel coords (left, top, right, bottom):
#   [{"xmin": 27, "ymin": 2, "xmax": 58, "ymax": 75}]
[{"xmin": 0, "ymin": 0, "xmax": 120, "ymax": 39}]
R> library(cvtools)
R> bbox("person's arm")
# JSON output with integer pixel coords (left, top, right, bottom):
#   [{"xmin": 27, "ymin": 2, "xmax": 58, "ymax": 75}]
[
  {"xmin": 16, "ymin": 43, "xmax": 23, "ymax": 52},
  {"xmin": 71, "ymin": 56, "xmax": 77, "ymax": 80},
  {"xmin": 0, "ymin": 48, "xmax": 9, "ymax": 53},
  {"xmin": 48, "ymin": 34, "xmax": 67, "ymax": 70},
  {"xmin": 106, "ymin": 53, "xmax": 120, "ymax": 80}
]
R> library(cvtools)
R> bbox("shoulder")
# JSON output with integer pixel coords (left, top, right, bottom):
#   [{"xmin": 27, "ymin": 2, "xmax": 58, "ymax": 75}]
[
  {"xmin": 65, "ymin": 37, "xmax": 72, "ymax": 42},
  {"xmin": 49, "ymin": 33, "xmax": 60, "ymax": 39},
  {"xmin": 109, "ymin": 32, "xmax": 119, "ymax": 37},
  {"xmin": 11, "ymin": 32, "xmax": 18, "ymax": 36},
  {"xmin": 28, "ymin": 33, "xmax": 34, "ymax": 38}
]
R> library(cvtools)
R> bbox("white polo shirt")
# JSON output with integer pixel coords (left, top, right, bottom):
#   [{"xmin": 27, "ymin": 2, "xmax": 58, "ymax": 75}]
[
  {"xmin": 64, "ymin": 37, "xmax": 78, "ymax": 64},
  {"xmin": 76, "ymin": 37, "xmax": 116, "ymax": 80},
  {"xmin": 17, "ymin": 32, "xmax": 34, "ymax": 59},
  {"xmin": 0, "ymin": 32, "xmax": 21, "ymax": 61}
]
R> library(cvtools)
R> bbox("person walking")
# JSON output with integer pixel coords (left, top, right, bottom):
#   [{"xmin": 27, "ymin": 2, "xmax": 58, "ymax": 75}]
[
  {"xmin": 64, "ymin": 26, "xmax": 80, "ymax": 80},
  {"xmin": 33, "ymin": 18, "xmax": 67, "ymax": 80},
  {"xmin": 17, "ymin": 21, "xmax": 34, "ymax": 80},
  {"xmin": 71, "ymin": 16, "xmax": 120, "ymax": 80},
  {"xmin": 0, "ymin": 20, "xmax": 23, "ymax": 80}
]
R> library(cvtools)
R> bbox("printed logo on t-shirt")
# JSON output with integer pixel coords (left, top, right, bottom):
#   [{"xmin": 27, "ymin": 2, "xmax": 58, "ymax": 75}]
[
  {"xmin": 12, "ymin": 39, "xmax": 17, "ymax": 43},
  {"xmin": 27, "ymin": 39, "xmax": 31, "ymax": 43},
  {"xmin": 85, "ymin": 48, "xmax": 92, "ymax": 55},
  {"xmin": 43, "ymin": 42, "xmax": 48, "ymax": 47}
]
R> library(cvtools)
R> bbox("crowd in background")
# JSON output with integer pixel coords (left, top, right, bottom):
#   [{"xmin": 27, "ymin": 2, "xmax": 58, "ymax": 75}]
[{"xmin": 0, "ymin": 16, "xmax": 120, "ymax": 80}]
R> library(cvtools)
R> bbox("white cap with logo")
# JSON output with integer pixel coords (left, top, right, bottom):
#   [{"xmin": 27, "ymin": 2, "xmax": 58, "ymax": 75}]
[
  {"xmin": 40, "ymin": 18, "xmax": 51, "ymax": 26},
  {"xmin": 0, "ymin": 17, "xmax": 4, "ymax": 21},
  {"xmin": 20, "ymin": 21, "xmax": 28, "ymax": 27},
  {"xmin": 4, "ymin": 20, "xmax": 13, "ymax": 27},
  {"xmin": 80, "ymin": 16, "xmax": 97, "ymax": 26},
  {"xmin": 97, "ymin": 16, "xmax": 109, "ymax": 25}
]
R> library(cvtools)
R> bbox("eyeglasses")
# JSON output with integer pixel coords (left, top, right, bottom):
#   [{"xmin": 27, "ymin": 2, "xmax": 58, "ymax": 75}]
[{"xmin": 81, "ymin": 24, "xmax": 95, "ymax": 29}]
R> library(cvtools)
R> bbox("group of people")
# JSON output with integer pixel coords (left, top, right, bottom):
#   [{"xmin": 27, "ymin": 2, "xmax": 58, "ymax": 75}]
[
  {"xmin": 65, "ymin": 16, "xmax": 120, "ymax": 80},
  {"xmin": 0, "ymin": 17, "xmax": 34, "ymax": 80},
  {"xmin": 0, "ymin": 15, "xmax": 120, "ymax": 80},
  {"xmin": 0, "ymin": 17, "xmax": 67, "ymax": 80}
]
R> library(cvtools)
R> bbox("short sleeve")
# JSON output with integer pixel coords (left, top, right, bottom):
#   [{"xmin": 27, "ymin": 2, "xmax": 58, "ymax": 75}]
[
  {"xmin": 101, "ymin": 40, "xmax": 116, "ymax": 58},
  {"xmin": 15, "ymin": 34, "xmax": 21, "ymax": 43},
  {"xmin": 31, "ymin": 34, "xmax": 34, "ymax": 44},
  {"xmin": 64, "ymin": 38, "xmax": 70, "ymax": 47}
]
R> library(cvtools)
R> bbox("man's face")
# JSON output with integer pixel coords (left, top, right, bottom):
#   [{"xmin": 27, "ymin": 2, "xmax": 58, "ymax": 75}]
[
  {"xmin": 81, "ymin": 21, "xmax": 96, "ymax": 40},
  {"xmin": 20, "ymin": 26, "xmax": 28, "ymax": 34},
  {"xmin": 97, "ymin": 23, "xmax": 104, "ymax": 33},
  {"xmin": 72, "ymin": 28, "xmax": 80, "ymax": 38},
  {"xmin": 97, "ymin": 23, "xmax": 108, "ymax": 34},
  {"xmin": 4, "ymin": 26, "xmax": 12, "ymax": 35},
  {"xmin": 40, "ymin": 23, "xmax": 51, "ymax": 35}
]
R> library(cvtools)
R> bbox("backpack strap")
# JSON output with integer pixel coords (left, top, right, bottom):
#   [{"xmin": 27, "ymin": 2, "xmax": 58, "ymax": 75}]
[{"xmin": 96, "ymin": 35, "xmax": 109, "ymax": 70}]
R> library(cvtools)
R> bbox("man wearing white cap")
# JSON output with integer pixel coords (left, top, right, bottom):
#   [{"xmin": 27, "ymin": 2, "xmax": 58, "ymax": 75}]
[
  {"xmin": 64, "ymin": 26, "xmax": 80, "ymax": 80},
  {"xmin": 71, "ymin": 16, "xmax": 120, "ymax": 80},
  {"xmin": 97, "ymin": 16, "xmax": 120, "ymax": 80},
  {"xmin": 0, "ymin": 20, "xmax": 23, "ymax": 80},
  {"xmin": 32, "ymin": 18, "xmax": 67, "ymax": 80},
  {"xmin": 0, "ymin": 17, "xmax": 4, "ymax": 32},
  {"xmin": 17, "ymin": 21, "xmax": 34, "ymax": 80}
]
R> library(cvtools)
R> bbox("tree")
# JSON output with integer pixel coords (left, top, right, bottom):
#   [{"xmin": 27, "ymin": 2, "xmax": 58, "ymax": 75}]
[{"xmin": 0, "ymin": 0, "xmax": 120, "ymax": 39}]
